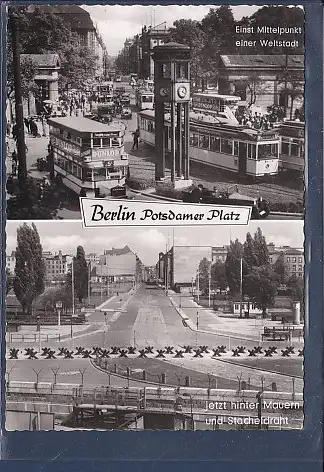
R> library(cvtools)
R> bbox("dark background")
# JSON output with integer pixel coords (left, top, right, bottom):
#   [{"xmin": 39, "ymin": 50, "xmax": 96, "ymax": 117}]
[{"xmin": 1, "ymin": 1, "xmax": 323, "ymax": 471}]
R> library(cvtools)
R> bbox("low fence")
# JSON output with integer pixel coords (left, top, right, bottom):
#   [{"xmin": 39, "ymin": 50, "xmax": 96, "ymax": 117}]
[{"xmin": 6, "ymin": 332, "xmax": 65, "ymax": 343}]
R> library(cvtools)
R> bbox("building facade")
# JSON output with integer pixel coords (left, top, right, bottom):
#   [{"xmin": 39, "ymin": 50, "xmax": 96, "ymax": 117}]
[
  {"xmin": 139, "ymin": 24, "xmax": 169, "ymax": 79},
  {"xmin": 218, "ymin": 54, "xmax": 304, "ymax": 116},
  {"xmin": 42, "ymin": 250, "xmax": 73, "ymax": 284}
]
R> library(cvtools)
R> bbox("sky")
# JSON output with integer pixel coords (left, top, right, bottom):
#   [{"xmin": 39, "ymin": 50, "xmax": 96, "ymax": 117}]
[
  {"xmin": 81, "ymin": 4, "xmax": 261, "ymax": 56},
  {"xmin": 6, "ymin": 221, "xmax": 304, "ymax": 266}
]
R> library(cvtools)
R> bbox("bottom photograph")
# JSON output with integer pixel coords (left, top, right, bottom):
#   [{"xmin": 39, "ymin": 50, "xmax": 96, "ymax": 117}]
[{"xmin": 5, "ymin": 221, "xmax": 304, "ymax": 431}]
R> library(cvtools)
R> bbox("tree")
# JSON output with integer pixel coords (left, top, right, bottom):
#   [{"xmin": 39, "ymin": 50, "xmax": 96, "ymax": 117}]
[
  {"xmin": 169, "ymin": 19, "xmax": 205, "ymax": 89},
  {"xmin": 243, "ymin": 232, "xmax": 258, "ymax": 267},
  {"xmin": 273, "ymin": 252, "xmax": 288, "ymax": 285},
  {"xmin": 7, "ymin": 5, "xmax": 98, "ymax": 93},
  {"xmin": 246, "ymin": 6, "xmax": 304, "ymax": 55},
  {"xmin": 253, "ymin": 227, "xmax": 269, "ymax": 266},
  {"xmin": 287, "ymin": 274, "xmax": 304, "ymax": 302},
  {"xmin": 225, "ymin": 239, "xmax": 243, "ymax": 296},
  {"xmin": 13, "ymin": 223, "xmax": 45, "ymax": 314},
  {"xmin": 211, "ymin": 261, "xmax": 227, "ymax": 292},
  {"xmin": 73, "ymin": 246, "xmax": 88, "ymax": 303},
  {"xmin": 234, "ymin": 72, "xmax": 270, "ymax": 107},
  {"xmin": 201, "ymin": 6, "xmax": 236, "ymax": 75},
  {"xmin": 6, "ymin": 268, "xmax": 13, "ymax": 295},
  {"xmin": 198, "ymin": 258, "xmax": 211, "ymax": 295},
  {"xmin": 244, "ymin": 265, "xmax": 277, "ymax": 318}
]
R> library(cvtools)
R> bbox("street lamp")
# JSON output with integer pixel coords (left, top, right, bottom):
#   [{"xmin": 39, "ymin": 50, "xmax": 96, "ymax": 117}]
[{"xmin": 36, "ymin": 315, "xmax": 41, "ymax": 353}]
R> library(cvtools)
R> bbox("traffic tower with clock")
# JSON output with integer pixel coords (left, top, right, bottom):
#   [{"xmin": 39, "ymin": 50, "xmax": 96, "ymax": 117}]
[{"xmin": 152, "ymin": 42, "xmax": 192, "ymax": 186}]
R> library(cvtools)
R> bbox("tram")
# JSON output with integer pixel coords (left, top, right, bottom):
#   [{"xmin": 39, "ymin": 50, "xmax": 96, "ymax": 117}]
[
  {"xmin": 48, "ymin": 117, "xmax": 129, "ymax": 197},
  {"xmin": 135, "ymin": 89, "xmax": 154, "ymax": 111},
  {"xmin": 137, "ymin": 110, "xmax": 279, "ymax": 178},
  {"xmin": 278, "ymin": 120, "xmax": 304, "ymax": 173}
]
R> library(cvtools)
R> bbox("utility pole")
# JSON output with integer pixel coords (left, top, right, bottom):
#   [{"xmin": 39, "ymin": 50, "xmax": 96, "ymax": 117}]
[
  {"xmin": 197, "ymin": 266, "xmax": 200, "ymax": 302},
  {"xmin": 100, "ymin": 261, "xmax": 103, "ymax": 300},
  {"xmin": 72, "ymin": 258, "xmax": 75, "ymax": 317},
  {"xmin": 208, "ymin": 262, "xmax": 211, "ymax": 308},
  {"xmin": 88, "ymin": 262, "xmax": 91, "ymax": 306},
  {"xmin": 284, "ymin": 54, "xmax": 288, "ymax": 118},
  {"xmin": 239, "ymin": 258, "xmax": 243, "ymax": 319},
  {"xmin": 10, "ymin": 11, "xmax": 27, "ymax": 187}
]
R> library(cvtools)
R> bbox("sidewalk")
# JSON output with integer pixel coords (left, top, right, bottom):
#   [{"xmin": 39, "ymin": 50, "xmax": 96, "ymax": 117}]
[
  {"xmin": 6, "ymin": 287, "xmax": 138, "ymax": 344},
  {"xmin": 168, "ymin": 292, "xmax": 304, "ymax": 345}
]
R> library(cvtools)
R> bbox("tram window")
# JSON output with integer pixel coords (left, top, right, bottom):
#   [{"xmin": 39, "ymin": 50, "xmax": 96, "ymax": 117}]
[
  {"xmin": 143, "ymin": 95, "xmax": 153, "ymax": 103},
  {"xmin": 72, "ymin": 163, "xmax": 78, "ymax": 176},
  {"xmin": 93, "ymin": 138, "xmax": 101, "ymax": 147},
  {"xmin": 290, "ymin": 143, "xmax": 300, "ymax": 156},
  {"xmin": 258, "ymin": 143, "xmax": 277, "ymax": 159},
  {"xmin": 190, "ymin": 132, "xmax": 199, "ymax": 147},
  {"xmin": 210, "ymin": 136, "xmax": 220, "ymax": 152},
  {"xmin": 221, "ymin": 138, "xmax": 232, "ymax": 154},
  {"xmin": 281, "ymin": 140, "xmax": 289, "ymax": 155},
  {"xmin": 233, "ymin": 141, "xmax": 239, "ymax": 156},
  {"xmin": 248, "ymin": 144, "xmax": 256, "ymax": 159},
  {"xmin": 199, "ymin": 134, "xmax": 209, "ymax": 149}
]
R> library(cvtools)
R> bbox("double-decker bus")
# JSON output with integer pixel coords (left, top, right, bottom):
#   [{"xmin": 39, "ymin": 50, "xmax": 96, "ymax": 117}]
[
  {"xmin": 192, "ymin": 92, "xmax": 241, "ymax": 121},
  {"xmin": 96, "ymin": 81, "xmax": 114, "ymax": 96},
  {"xmin": 137, "ymin": 110, "xmax": 279, "ymax": 178},
  {"xmin": 135, "ymin": 89, "xmax": 154, "ymax": 110},
  {"xmin": 278, "ymin": 120, "xmax": 304, "ymax": 173},
  {"xmin": 48, "ymin": 117, "xmax": 129, "ymax": 197}
]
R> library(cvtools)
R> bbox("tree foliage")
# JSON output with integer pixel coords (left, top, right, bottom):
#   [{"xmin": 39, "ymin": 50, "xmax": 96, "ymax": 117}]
[
  {"xmin": 7, "ymin": 5, "xmax": 97, "ymax": 94},
  {"xmin": 244, "ymin": 265, "xmax": 277, "ymax": 317},
  {"xmin": 13, "ymin": 223, "xmax": 45, "ymax": 314},
  {"xmin": 225, "ymin": 239, "xmax": 243, "ymax": 296},
  {"xmin": 6, "ymin": 268, "xmax": 13, "ymax": 295},
  {"xmin": 73, "ymin": 246, "xmax": 88, "ymax": 303},
  {"xmin": 211, "ymin": 260, "xmax": 227, "ymax": 292},
  {"xmin": 198, "ymin": 257, "xmax": 211, "ymax": 295},
  {"xmin": 273, "ymin": 252, "xmax": 287, "ymax": 285}
]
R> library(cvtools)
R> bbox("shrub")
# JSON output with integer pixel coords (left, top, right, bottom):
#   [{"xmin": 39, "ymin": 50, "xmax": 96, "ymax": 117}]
[
  {"xmin": 155, "ymin": 183, "xmax": 194, "ymax": 200},
  {"xmin": 269, "ymin": 200, "xmax": 303, "ymax": 214},
  {"xmin": 126, "ymin": 177, "xmax": 154, "ymax": 190}
]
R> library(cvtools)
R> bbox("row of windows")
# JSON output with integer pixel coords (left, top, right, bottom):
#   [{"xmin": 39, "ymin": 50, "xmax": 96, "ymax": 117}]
[
  {"xmin": 270, "ymin": 256, "xmax": 303, "ymax": 263},
  {"xmin": 54, "ymin": 155, "xmax": 126, "ymax": 182},
  {"xmin": 281, "ymin": 139, "xmax": 304, "ymax": 157},
  {"xmin": 50, "ymin": 129, "xmax": 123, "ymax": 150}
]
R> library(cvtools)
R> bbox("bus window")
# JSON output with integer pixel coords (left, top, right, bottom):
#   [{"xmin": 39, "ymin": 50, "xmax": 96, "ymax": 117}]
[
  {"xmin": 93, "ymin": 138, "xmax": 101, "ymax": 147},
  {"xmin": 93, "ymin": 168, "xmax": 107, "ymax": 181}
]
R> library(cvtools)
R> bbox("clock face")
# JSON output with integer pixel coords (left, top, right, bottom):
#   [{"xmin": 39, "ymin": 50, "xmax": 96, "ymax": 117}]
[
  {"xmin": 177, "ymin": 86, "xmax": 187, "ymax": 99},
  {"xmin": 159, "ymin": 87, "xmax": 169, "ymax": 98}
]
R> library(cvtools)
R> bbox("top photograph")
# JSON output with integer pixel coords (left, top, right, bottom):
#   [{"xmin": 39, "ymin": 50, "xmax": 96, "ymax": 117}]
[{"xmin": 6, "ymin": 4, "xmax": 304, "ymax": 220}]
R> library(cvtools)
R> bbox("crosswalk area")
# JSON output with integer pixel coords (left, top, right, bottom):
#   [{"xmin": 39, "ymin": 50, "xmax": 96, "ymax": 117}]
[{"xmin": 7, "ymin": 344, "xmax": 304, "ymax": 361}]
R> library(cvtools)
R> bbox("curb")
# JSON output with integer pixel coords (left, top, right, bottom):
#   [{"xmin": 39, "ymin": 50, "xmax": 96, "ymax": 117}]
[
  {"xmin": 214, "ymin": 357, "xmax": 303, "ymax": 380},
  {"xmin": 168, "ymin": 296, "xmax": 260, "ymax": 342}
]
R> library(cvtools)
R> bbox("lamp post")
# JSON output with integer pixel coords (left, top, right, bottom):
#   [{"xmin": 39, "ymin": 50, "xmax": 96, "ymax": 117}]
[
  {"xmin": 36, "ymin": 315, "xmax": 41, "ymax": 353},
  {"xmin": 9, "ymin": 11, "xmax": 27, "ymax": 188}
]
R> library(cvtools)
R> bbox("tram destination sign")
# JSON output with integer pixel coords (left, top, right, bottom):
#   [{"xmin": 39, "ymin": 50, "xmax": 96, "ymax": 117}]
[{"xmin": 80, "ymin": 199, "xmax": 251, "ymax": 227}]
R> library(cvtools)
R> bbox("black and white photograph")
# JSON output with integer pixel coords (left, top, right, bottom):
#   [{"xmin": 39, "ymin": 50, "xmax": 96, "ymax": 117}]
[
  {"xmin": 6, "ymin": 221, "xmax": 304, "ymax": 430},
  {"xmin": 6, "ymin": 4, "xmax": 304, "ymax": 220}
]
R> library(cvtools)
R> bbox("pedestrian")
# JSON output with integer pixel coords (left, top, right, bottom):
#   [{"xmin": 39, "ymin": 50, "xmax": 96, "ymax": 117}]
[
  {"xmin": 132, "ymin": 129, "xmax": 139, "ymax": 150},
  {"xmin": 29, "ymin": 118, "xmax": 38, "ymax": 137},
  {"xmin": 42, "ymin": 116, "xmax": 48, "ymax": 137}
]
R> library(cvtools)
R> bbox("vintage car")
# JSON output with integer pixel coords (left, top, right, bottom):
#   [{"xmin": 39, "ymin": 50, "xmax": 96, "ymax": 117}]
[
  {"xmin": 182, "ymin": 186, "xmax": 270, "ymax": 220},
  {"xmin": 121, "ymin": 107, "xmax": 132, "ymax": 119}
]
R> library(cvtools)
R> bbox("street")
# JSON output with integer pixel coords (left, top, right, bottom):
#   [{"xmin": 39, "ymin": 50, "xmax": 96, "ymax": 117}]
[{"xmin": 7, "ymin": 283, "xmax": 303, "ymax": 394}]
